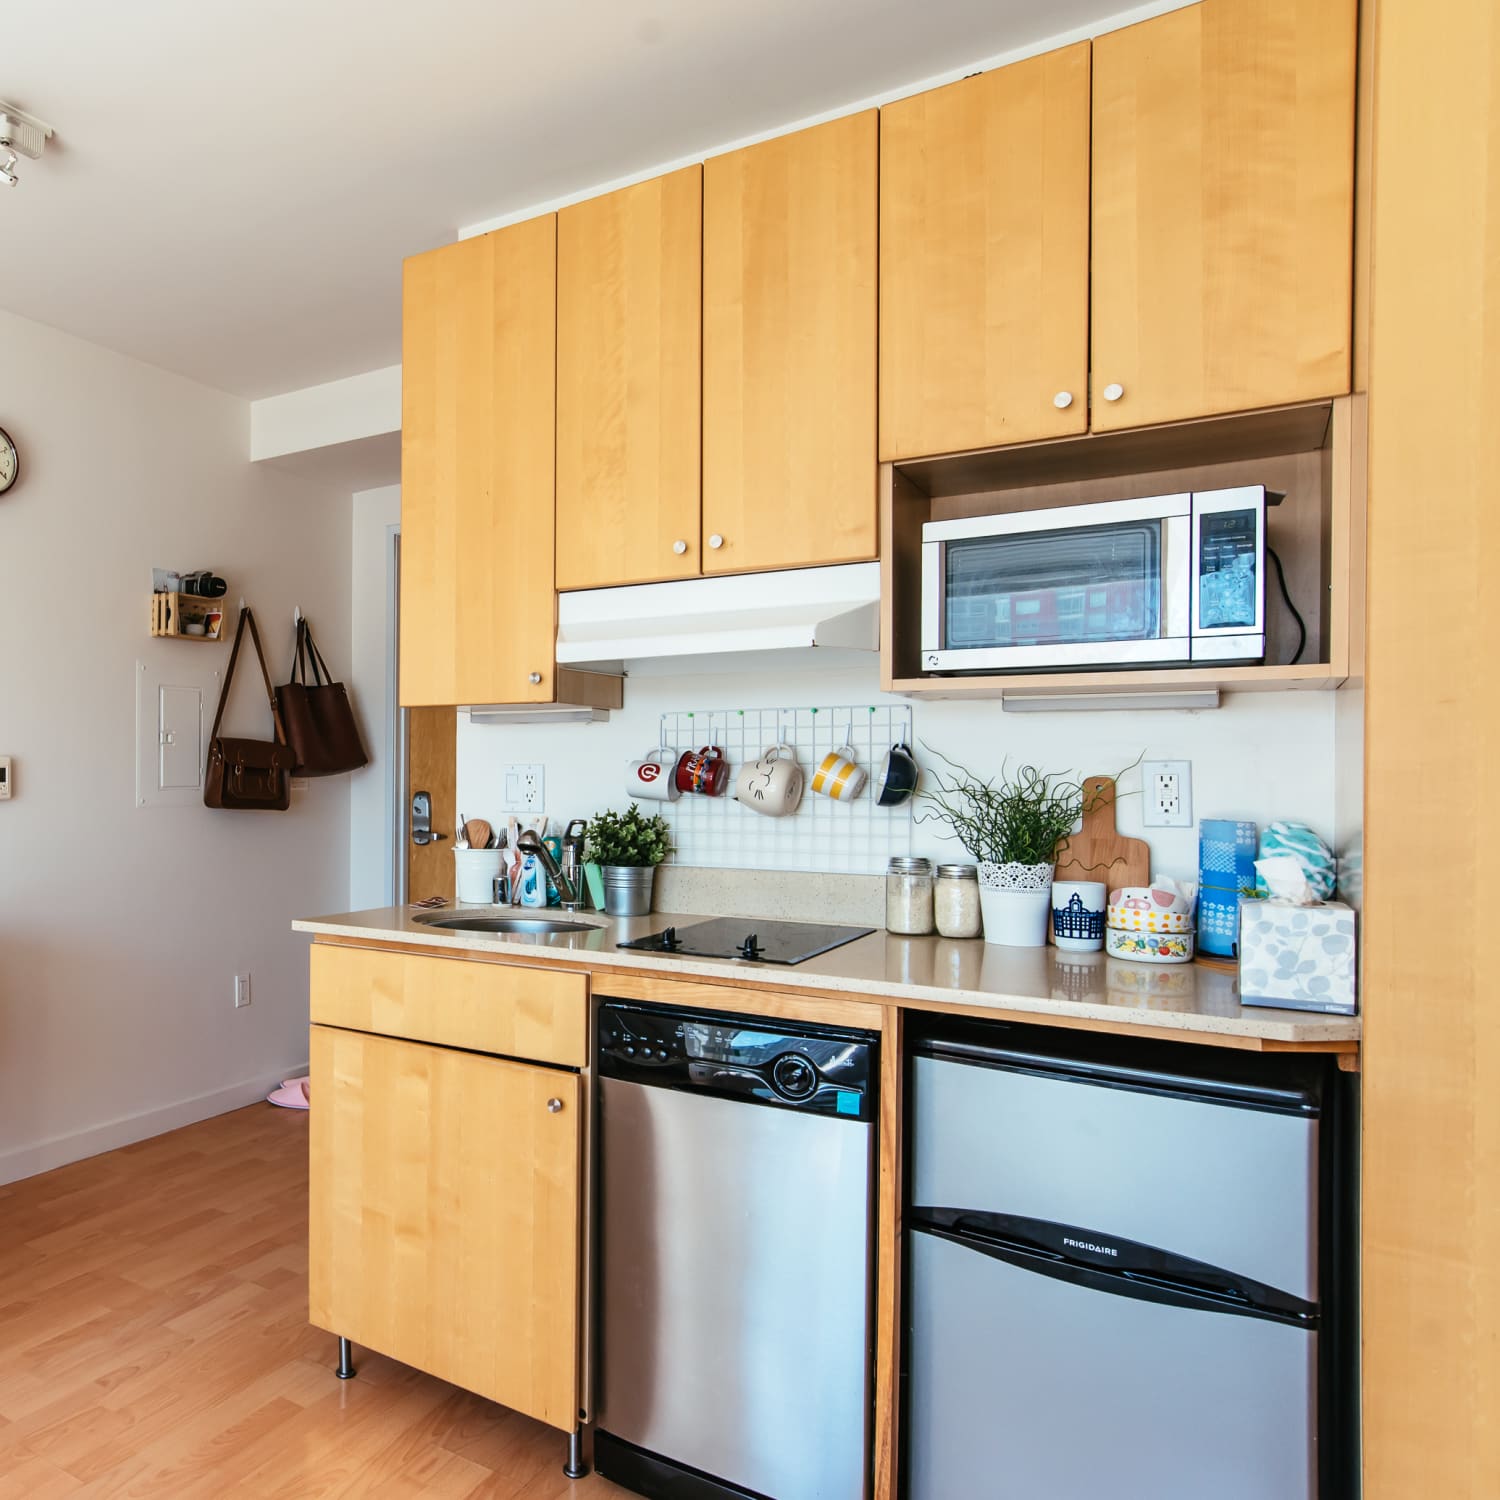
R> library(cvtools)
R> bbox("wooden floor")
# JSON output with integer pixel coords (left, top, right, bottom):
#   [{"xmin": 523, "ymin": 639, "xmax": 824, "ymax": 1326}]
[{"xmin": 0, "ymin": 1106, "xmax": 632, "ymax": 1499}]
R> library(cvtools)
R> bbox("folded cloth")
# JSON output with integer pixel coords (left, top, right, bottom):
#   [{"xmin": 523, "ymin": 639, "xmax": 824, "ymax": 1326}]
[{"xmin": 267, "ymin": 1076, "xmax": 310, "ymax": 1110}]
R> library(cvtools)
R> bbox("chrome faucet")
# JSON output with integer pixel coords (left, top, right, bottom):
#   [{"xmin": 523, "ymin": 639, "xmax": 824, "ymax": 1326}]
[{"xmin": 516, "ymin": 830, "xmax": 583, "ymax": 910}]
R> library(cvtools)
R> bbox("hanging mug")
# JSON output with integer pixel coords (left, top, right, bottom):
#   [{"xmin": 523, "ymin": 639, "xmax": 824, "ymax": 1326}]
[
  {"xmin": 675, "ymin": 745, "xmax": 730, "ymax": 797},
  {"xmin": 734, "ymin": 743, "xmax": 805, "ymax": 818},
  {"xmin": 875, "ymin": 742, "xmax": 920, "ymax": 806},
  {"xmin": 811, "ymin": 743, "xmax": 867, "ymax": 802},
  {"xmin": 627, "ymin": 747, "xmax": 680, "ymax": 802}
]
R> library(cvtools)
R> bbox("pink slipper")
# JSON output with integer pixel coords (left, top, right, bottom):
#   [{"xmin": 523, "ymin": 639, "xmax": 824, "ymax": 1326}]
[{"xmin": 267, "ymin": 1077, "xmax": 310, "ymax": 1110}]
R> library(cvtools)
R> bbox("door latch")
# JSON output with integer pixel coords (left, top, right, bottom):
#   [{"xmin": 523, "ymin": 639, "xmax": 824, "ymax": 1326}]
[{"xmin": 411, "ymin": 790, "xmax": 445, "ymax": 846}]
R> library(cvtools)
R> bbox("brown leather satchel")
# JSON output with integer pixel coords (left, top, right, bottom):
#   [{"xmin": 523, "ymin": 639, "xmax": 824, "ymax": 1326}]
[
  {"xmin": 204, "ymin": 607, "xmax": 295, "ymax": 811},
  {"xmin": 277, "ymin": 617, "xmax": 368, "ymax": 777}
]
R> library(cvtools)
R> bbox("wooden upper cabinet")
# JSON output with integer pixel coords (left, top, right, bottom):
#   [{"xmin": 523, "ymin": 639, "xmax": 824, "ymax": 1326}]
[
  {"xmin": 557, "ymin": 167, "xmax": 703, "ymax": 591},
  {"xmin": 703, "ymin": 112, "xmax": 878, "ymax": 574},
  {"xmin": 1091, "ymin": 0, "xmax": 1358, "ymax": 432},
  {"xmin": 880, "ymin": 44, "xmax": 1091, "ymax": 461},
  {"xmin": 400, "ymin": 217, "xmax": 557, "ymax": 706}
]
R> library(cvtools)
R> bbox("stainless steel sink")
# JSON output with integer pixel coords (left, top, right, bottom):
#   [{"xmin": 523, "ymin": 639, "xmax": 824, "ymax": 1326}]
[{"xmin": 413, "ymin": 913, "xmax": 598, "ymax": 936}]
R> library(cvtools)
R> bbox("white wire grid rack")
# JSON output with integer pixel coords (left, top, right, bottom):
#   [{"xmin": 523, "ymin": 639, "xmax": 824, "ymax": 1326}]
[{"xmin": 656, "ymin": 704, "xmax": 915, "ymax": 874}]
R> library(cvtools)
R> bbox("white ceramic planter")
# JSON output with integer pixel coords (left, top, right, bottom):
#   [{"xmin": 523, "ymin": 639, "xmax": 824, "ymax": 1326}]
[{"xmin": 978, "ymin": 862, "xmax": 1055, "ymax": 947}]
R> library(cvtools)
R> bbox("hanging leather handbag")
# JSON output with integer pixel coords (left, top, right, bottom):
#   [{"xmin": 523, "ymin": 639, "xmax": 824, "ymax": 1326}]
[
  {"xmin": 276, "ymin": 617, "xmax": 368, "ymax": 776},
  {"xmin": 204, "ymin": 607, "xmax": 296, "ymax": 811}
]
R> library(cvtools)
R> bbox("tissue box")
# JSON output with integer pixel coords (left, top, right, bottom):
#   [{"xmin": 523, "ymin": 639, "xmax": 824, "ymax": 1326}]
[
  {"xmin": 1198, "ymin": 819, "xmax": 1258, "ymax": 957},
  {"xmin": 1238, "ymin": 899, "xmax": 1358, "ymax": 1014}
]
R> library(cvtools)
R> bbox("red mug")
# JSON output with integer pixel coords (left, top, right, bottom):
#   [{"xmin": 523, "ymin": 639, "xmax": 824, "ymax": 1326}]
[{"xmin": 675, "ymin": 745, "xmax": 729, "ymax": 796}]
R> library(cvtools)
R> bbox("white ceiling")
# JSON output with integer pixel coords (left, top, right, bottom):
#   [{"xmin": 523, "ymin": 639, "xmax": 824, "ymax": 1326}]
[{"xmin": 5, "ymin": 0, "xmax": 1148, "ymax": 400}]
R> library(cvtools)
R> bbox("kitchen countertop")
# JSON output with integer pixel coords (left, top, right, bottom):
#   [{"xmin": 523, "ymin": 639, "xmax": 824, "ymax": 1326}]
[{"xmin": 294, "ymin": 905, "xmax": 1361, "ymax": 1047}]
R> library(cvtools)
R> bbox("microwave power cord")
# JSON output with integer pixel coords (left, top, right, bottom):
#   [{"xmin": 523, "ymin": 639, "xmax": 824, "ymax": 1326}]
[{"xmin": 1266, "ymin": 545, "xmax": 1306, "ymax": 664}]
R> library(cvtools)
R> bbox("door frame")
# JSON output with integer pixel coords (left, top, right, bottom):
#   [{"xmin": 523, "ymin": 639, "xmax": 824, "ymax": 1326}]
[{"xmin": 389, "ymin": 523, "xmax": 408, "ymax": 906}]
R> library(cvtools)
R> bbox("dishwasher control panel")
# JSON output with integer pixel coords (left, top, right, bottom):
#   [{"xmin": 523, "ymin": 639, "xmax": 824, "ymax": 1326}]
[{"xmin": 597, "ymin": 1001, "xmax": 877, "ymax": 1121}]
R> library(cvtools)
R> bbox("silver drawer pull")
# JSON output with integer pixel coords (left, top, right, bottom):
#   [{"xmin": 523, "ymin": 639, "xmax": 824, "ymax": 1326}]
[{"xmin": 547, "ymin": 1097, "xmax": 564, "ymax": 1114}]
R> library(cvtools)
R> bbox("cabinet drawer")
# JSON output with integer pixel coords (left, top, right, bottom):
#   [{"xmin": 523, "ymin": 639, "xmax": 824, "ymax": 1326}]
[{"xmin": 310, "ymin": 944, "xmax": 587, "ymax": 1067}]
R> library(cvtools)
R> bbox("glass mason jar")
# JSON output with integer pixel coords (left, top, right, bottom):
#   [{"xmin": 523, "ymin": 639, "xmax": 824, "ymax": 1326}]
[
  {"xmin": 934, "ymin": 863, "xmax": 982, "ymax": 939},
  {"xmin": 886, "ymin": 856, "xmax": 935, "ymax": 936}
]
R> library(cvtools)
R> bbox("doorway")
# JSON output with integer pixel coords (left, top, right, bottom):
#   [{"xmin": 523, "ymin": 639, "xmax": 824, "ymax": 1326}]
[{"xmin": 391, "ymin": 530, "xmax": 457, "ymax": 905}]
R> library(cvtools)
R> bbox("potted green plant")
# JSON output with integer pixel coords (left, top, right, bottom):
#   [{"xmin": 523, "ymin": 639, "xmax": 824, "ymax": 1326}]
[
  {"xmin": 586, "ymin": 804, "xmax": 674, "ymax": 916},
  {"xmin": 916, "ymin": 750, "xmax": 1092, "ymax": 947}
]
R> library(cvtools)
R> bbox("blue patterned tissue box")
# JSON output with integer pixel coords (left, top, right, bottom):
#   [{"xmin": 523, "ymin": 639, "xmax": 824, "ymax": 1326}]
[
  {"xmin": 1238, "ymin": 900, "xmax": 1358, "ymax": 1014},
  {"xmin": 1198, "ymin": 819, "xmax": 1258, "ymax": 957}
]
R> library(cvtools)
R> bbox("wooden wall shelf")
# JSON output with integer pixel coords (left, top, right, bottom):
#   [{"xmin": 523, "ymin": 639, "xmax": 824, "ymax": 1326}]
[
  {"xmin": 150, "ymin": 592, "xmax": 227, "ymax": 642},
  {"xmin": 881, "ymin": 396, "xmax": 1366, "ymax": 701}
]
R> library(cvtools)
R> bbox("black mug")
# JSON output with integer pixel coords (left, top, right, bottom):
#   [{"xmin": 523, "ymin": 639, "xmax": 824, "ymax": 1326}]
[{"xmin": 876, "ymin": 742, "xmax": 919, "ymax": 806}]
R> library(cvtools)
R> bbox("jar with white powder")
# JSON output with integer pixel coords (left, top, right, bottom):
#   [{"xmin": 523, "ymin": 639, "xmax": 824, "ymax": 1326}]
[
  {"xmin": 934, "ymin": 863, "xmax": 982, "ymax": 939},
  {"xmin": 886, "ymin": 856, "xmax": 935, "ymax": 936}
]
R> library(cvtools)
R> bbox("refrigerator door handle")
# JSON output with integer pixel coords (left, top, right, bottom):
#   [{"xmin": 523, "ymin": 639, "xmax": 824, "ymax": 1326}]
[{"xmin": 910, "ymin": 1213, "xmax": 1318, "ymax": 1328}]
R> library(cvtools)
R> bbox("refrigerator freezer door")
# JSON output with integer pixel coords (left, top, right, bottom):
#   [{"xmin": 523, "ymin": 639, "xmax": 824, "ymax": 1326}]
[
  {"xmin": 912, "ymin": 1054, "xmax": 1320, "ymax": 1300},
  {"xmin": 908, "ymin": 1228, "xmax": 1318, "ymax": 1500},
  {"xmin": 597, "ymin": 1076, "xmax": 873, "ymax": 1500}
]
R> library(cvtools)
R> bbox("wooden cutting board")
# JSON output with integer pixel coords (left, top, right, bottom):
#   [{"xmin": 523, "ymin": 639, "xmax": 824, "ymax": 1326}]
[{"xmin": 1052, "ymin": 774, "xmax": 1151, "ymax": 911}]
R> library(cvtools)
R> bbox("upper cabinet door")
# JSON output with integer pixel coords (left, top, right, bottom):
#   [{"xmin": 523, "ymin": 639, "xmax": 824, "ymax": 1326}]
[
  {"xmin": 880, "ymin": 44, "xmax": 1091, "ymax": 461},
  {"xmin": 703, "ymin": 112, "xmax": 878, "ymax": 575},
  {"xmin": 1091, "ymin": 0, "xmax": 1357, "ymax": 432},
  {"xmin": 557, "ymin": 167, "xmax": 703, "ymax": 591},
  {"xmin": 400, "ymin": 217, "xmax": 556, "ymax": 707}
]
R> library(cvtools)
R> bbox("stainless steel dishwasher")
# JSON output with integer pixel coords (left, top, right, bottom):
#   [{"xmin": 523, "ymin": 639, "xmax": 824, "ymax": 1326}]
[{"xmin": 594, "ymin": 999, "xmax": 878, "ymax": 1500}]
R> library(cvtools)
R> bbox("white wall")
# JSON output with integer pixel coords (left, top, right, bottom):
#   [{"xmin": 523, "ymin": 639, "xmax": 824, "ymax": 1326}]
[
  {"xmin": 0, "ymin": 307, "xmax": 352, "ymax": 1184},
  {"xmin": 349, "ymin": 485, "xmax": 401, "ymax": 908},
  {"xmin": 457, "ymin": 659, "xmax": 1340, "ymax": 886}
]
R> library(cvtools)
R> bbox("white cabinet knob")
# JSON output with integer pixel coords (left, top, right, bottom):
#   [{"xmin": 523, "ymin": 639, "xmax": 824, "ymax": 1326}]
[
  {"xmin": 672, "ymin": 539, "xmax": 688, "ymax": 555},
  {"xmin": 528, "ymin": 671, "xmax": 543, "ymax": 685},
  {"xmin": 547, "ymin": 1097, "xmax": 563, "ymax": 1114},
  {"xmin": 1103, "ymin": 382, "xmax": 1124, "ymax": 402},
  {"xmin": 1053, "ymin": 391, "xmax": 1073, "ymax": 410},
  {"xmin": 708, "ymin": 534, "xmax": 724, "ymax": 550}
]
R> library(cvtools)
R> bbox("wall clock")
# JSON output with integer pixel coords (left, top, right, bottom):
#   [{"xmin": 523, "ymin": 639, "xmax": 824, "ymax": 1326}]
[{"xmin": 0, "ymin": 427, "xmax": 16, "ymax": 494}]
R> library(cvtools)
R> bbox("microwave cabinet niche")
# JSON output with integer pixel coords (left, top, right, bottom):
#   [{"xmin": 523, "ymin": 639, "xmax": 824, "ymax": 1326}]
[{"xmin": 880, "ymin": 397, "xmax": 1365, "ymax": 699}]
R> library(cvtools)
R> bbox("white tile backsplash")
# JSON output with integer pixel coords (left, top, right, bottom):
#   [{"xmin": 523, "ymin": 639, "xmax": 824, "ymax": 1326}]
[{"xmin": 456, "ymin": 657, "xmax": 1344, "ymax": 887}]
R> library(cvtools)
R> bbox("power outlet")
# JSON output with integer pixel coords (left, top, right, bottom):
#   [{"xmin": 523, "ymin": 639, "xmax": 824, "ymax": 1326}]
[
  {"xmin": 234, "ymin": 973, "xmax": 252, "ymax": 1009},
  {"xmin": 1142, "ymin": 760, "xmax": 1194, "ymax": 829},
  {"xmin": 503, "ymin": 763, "xmax": 545, "ymax": 813}
]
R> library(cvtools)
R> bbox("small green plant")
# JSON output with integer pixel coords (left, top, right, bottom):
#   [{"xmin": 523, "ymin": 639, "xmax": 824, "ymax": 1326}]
[
  {"xmin": 915, "ymin": 747, "xmax": 1095, "ymax": 867},
  {"xmin": 586, "ymin": 804, "xmax": 674, "ymax": 868}
]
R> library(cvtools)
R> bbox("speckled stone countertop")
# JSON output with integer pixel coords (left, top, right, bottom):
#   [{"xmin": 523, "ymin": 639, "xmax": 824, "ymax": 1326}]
[{"xmin": 293, "ymin": 905, "xmax": 1361, "ymax": 1047}]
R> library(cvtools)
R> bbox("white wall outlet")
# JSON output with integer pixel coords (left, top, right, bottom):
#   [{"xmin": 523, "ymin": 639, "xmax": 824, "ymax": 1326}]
[
  {"xmin": 1142, "ymin": 760, "xmax": 1194, "ymax": 829},
  {"xmin": 234, "ymin": 973, "xmax": 252, "ymax": 1009},
  {"xmin": 503, "ymin": 763, "xmax": 545, "ymax": 813},
  {"xmin": 290, "ymin": 776, "xmax": 310, "ymax": 792},
  {"xmin": 0, "ymin": 755, "xmax": 11, "ymax": 799}
]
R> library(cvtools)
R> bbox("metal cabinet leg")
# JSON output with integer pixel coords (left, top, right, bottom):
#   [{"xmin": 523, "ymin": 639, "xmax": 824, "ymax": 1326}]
[
  {"xmin": 335, "ymin": 1336, "xmax": 356, "ymax": 1380},
  {"xmin": 563, "ymin": 1426, "xmax": 587, "ymax": 1479}
]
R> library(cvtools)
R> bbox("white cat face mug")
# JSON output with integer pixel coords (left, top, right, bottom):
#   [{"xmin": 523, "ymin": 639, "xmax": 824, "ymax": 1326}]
[{"xmin": 734, "ymin": 743, "xmax": 805, "ymax": 818}]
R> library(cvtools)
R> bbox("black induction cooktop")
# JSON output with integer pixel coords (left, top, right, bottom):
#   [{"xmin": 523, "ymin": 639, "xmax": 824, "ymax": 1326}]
[{"xmin": 617, "ymin": 917, "xmax": 875, "ymax": 966}]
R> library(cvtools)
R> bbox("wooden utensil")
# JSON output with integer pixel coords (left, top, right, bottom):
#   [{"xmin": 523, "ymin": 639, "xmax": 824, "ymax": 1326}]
[
  {"xmin": 1050, "ymin": 776, "xmax": 1150, "ymax": 942},
  {"xmin": 462, "ymin": 818, "xmax": 493, "ymax": 852}
]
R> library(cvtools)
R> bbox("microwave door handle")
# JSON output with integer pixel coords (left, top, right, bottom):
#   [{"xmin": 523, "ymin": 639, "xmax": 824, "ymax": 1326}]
[{"xmin": 1163, "ymin": 513, "xmax": 1192, "ymax": 648}]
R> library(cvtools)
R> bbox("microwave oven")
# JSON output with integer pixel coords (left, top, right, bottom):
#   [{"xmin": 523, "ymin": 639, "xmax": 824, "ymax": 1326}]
[{"xmin": 920, "ymin": 487, "xmax": 1272, "ymax": 674}]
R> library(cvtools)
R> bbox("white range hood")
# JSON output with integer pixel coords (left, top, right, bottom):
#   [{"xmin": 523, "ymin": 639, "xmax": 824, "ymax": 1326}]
[{"xmin": 556, "ymin": 562, "xmax": 881, "ymax": 670}]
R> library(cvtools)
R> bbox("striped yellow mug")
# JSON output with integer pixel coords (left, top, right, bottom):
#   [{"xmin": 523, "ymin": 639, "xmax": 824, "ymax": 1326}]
[{"xmin": 811, "ymin": 744, "xmax": 868, "ymax": 801}]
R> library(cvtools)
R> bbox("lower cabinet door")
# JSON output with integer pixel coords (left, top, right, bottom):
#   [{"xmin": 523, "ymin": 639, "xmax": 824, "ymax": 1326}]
[{"xmin": 308, "ymin": 1024, "xmax": 580, "ymax": 1431}]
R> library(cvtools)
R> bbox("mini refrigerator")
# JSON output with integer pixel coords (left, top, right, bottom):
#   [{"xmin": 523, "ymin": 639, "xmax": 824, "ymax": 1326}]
[{"xmin": 905, "ymin": 1019, "xmax": 1355, "ymax": 1499}]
